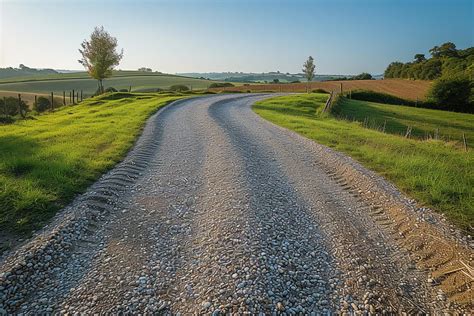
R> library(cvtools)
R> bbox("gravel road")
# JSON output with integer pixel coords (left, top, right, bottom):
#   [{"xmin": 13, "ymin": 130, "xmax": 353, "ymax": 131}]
[{"xmin": 0, "ymin": 94, "xmax": 472, "ymax": 314}]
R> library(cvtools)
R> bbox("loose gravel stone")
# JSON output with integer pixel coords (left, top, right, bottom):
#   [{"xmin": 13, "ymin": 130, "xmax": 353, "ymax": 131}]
[{"xmin": 0, "ymin": 94, "xmax": 471, "ymax": 314}]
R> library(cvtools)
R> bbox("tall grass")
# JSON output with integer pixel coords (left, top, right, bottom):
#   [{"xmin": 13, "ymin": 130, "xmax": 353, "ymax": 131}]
[
  {"xmin": 253, "ymin": 93, "xmax": 474, "ymax": 231},
  {"xmin": 0, "ymin": 93, "xmax": 185, "ymax": 237}
]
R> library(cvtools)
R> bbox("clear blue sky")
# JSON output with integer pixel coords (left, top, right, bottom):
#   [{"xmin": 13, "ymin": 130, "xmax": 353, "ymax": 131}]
[{"xmin": 0, "ymin": 0, "xmax": 472, "ymax": 75}]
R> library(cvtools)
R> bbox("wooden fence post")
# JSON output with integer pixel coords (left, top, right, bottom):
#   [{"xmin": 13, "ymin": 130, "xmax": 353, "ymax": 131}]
[
  {"xmin": 405, "ymin": 126, "xmax": 412, "ymax": 138},
  {"xmin": 18, "ymin": 94, "xmax": 25, "ymax": 118},
  {"xmin": 69, "ymin": 91, "xmax": 72, "ymax": 103},
  {"xmin": 382, "ymin": 120, "xmax": 386, "ymax": 133},
  {"xmin": 76, "ymin": 91, "xmax": 79, "ymax": 103},
  {"xmin": 3, "ymin": 96, "xmax": 6, "ymax": 116},
  {"xmin": 81, "ymin": 90, "xmax": 83, "ymax": 101},
  {"xmin": 129, "ymin": 85, "xmax": 131, "ymax": 92},
  {"xmin": 72, "ymin": 89, "xmax": 75, "ymax": 104},
  {"xmin": 435, "ymin": 128, "xmax": 439, "ymax": 140},
  {"xmin": 34, "ymin": 95, "xmax": 37, "ymax": 109},
  {"xmin": 340, "ymin": 83, "xmax": 343, "ymax": 94},
  {"xmin": 51, "ymin": 92, "xmax": 54, "ymax": 111},
  {"xmin": 63, "ymin": 91, "xmax": 66, "ymax": 105}
]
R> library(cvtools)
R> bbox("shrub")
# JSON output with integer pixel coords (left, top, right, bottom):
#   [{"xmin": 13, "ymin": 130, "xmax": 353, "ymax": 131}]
[
  {"xmin": 428, "ymin": 77, "xmax": 473, "ymax": 113},
  {"xmin": 208, "ymin": 82, "xmax": 235, "ymax": 88},
  {"xmin": 169, "ymin": 84, "xmax": 189, "ymax": 92},
  {"xmin": 352, "ymin": 72, "xmax": 373, "ymax": 80},
  {"xmin": 119, "ymin": 88, "xmax": 129, "ymax": 92},
  {"xmin": 34, "ymin": 96, "xmax": 51, "ymax": 112},
  {"xmin": 0, "ymin": 96, "xmax": 28, "ymax": 116},
  {"xmin": 350, "ymin": 90, "xmax": 416, "ymax": 107},
  {"xmin": 312, "ymin": 88, "xmax": 328, "ymax": 93},
  {"xmin": 105, "ymin": 87, "xmax": 118, "ymax": 93},
  {"xmin": 0, "ymin": 116, "xmax": 15, "ymax": 124}
]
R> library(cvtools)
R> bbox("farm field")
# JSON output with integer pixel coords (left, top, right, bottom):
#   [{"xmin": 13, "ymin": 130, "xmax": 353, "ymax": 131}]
[
  {"xmin": 0, "ymin": 71, "xmax": 222, "ymax": 98},
  {"xmin": 253, "ymin": 93, "xmax": 473, "ymax": 231},
  {"xmin": 213, "ymin": 79, "xmax": 432, "ymax": 100},
  {"xmin": 0, "ymin": 92, "xmax": 187, "ymax": 248}
]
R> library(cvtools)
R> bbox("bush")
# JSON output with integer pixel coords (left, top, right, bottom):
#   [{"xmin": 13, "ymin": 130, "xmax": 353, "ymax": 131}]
[
  {"xmin": 119, "ymin": 89, "xmax": 129, "ymax": 92},
  {"xmin": 169, "ymin": 84, "xmax": 189, "ymax": 92},
  {"xmin": 208, "ymin": 82, "xmax": 235, "ymax": 88},
  {"xmin": 428, "ymin": 77, "xmax": 473, "ymax": 113},
  {"xmin": 352, "ymin": 72, "xmax": 373, "ymax": 80},
  {"xmin": 312, "ymin": 88, "xmax": 328, "ymax": 93},
  {"xmin": 105, "ymin": 87, "xmax": 118, "ymax": 93},
  {"xmin": 34, "ymin": 96, "xmax": 51, "ymax": 112},
  {"xmin": 350, "ymin": 90, "xmax": 416, "ymax": 107},
  {"xmin": 0, "ymin": 96, "xmax": 28, "ymax": 116},
  {"xmin": 0, "ymin": 116, "xmax": 15, "ymax": 124}
]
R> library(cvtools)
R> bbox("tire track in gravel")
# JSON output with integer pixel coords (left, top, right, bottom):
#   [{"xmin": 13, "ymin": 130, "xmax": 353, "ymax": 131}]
[{"xmin": 1, "ymin": 94, "xmax": 471, "ymax": 315}]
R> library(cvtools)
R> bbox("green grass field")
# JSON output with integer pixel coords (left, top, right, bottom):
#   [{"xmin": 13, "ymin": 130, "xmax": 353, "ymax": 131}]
[
  {"xmin": 0, "ymin": 71, "xmax": 221, "ymax": 97},
  {"xmin": 253, "ymin": 94, "xmax": 474, "ymax": 231},
  {"xmin": 333, "ymin": 98, "xmax": 474, "ymax": 142},
  {"xmin": 0, "ymin": 92, "xmax": 186, "ymax": 244}
]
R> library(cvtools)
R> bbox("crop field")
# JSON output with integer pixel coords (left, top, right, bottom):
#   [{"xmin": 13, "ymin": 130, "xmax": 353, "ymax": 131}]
[
  {"xmin": 213, "ymin": 79, "xmax": 432, "ymax": 101},
  {"xmin": 0, "ymin": 92, "xmax": 187, "ymax": 248},
  {"xmin": 253, "ymin": 93, "xmax": 473, "ymax": 231},
  {"xmin": 0, "ymin": 71, "xmax": 221, "ymax": 98}
]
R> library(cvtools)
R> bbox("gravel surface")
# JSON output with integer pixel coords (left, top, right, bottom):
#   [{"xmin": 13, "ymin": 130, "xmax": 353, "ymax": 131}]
[{"xmin": 0, "ymin": 94, "xmax": 472, "ymax": 314}]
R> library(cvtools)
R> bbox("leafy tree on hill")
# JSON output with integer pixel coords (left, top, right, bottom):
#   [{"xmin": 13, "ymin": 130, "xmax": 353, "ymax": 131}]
[
  {"xmin": 79, "ymin": 26, "xmax": 123, "ymax": 94},
  {"xmin": 414, "ymin": 54, "xmax": 426, "ymax": 63},
  {"xmin": 302, "ymin": 56, "xmax": 316, "ymax": 82}
]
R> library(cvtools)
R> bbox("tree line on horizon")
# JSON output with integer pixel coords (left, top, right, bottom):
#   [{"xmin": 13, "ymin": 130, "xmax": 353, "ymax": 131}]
[{"xmin": 384, "ymin": 42, "xmax": 473, "ymax": 80}]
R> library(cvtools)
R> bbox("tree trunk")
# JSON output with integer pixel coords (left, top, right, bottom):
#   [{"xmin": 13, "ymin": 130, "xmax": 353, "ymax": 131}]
[{"xmin": 98, "ymin": 79, "xmax": 104, "ymax": 94}]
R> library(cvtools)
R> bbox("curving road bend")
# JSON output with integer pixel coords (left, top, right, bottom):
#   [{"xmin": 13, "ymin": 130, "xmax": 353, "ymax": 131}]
[{"xmin": 0, "ymin": 94, "xmax": 470, "ymax": 314}]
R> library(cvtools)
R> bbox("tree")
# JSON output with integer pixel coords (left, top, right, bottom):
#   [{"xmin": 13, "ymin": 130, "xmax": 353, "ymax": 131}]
[
  {"xmin": 428, "ymin": 77, "xmax": 472, "ymax": 112},
  {"xmin": 414, "ymin": 54, "xmax": 426, "ymax": 63},
  {"xmin": 429, "ymin": 42, "xmax": 457, "ymax": 58},
  {"xmin": 78, "ymin": 26, "xmax": 123, "ymax": 94},
  {"xmin": 302, "ymin": 56, "xmax": 316, "ymax": 88}
]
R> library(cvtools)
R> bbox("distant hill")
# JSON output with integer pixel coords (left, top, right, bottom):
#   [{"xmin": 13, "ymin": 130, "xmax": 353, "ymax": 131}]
[
  {"xmin": 0, "ymin": 64, "xmax": 59, "ymax": 80},
  {"xmin": 179, "ymin": 72, "xmax": 349, "ymax": 83}
]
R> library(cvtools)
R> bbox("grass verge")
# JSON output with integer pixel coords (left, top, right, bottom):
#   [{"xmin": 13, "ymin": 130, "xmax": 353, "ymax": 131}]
[
  {"xmin": 0, "ymin": 92, "xmax": 186, "ymax": 240},
  {"xmin": 253, "ymin": 93, "xmax": 473, "ymax": 231}
]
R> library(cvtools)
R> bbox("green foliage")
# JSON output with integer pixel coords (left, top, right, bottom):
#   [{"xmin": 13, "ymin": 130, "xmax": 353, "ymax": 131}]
[
  {"xmin": 384, "ymin": 42, "xmax": 472, "ymax": 80},
  {"xmin": 169, "ymin": 84, "xmax": 189, "ymax": 92},
  {"xmin": 302, "ymin": 56, "xmax": 316, "ymax": 82},
  {"xmin": 352, "ymin": 72, "xmax": 373, "ymax": 80},
  {"xmin": 34, "ymin": 96, "xmax": 51, "ymax": 112},
  {"xmin": 253, "ymin": 94, "xmax": 474, "ymax": 230},
  {"xmin": 0, "ymin": 96, "xmax": 28, "ymax": 116},
  {"xmin": 78, "ymin": 26, "xmax": 124, "ymax": 93},
  {"xmin": 119, "ymin": 88, "xmax": 129, "ymax": 92},
  {"xmin": 0, "ymin": 93, "xmax": 185, "ymax": 236},
  {"xmin": 428, "ymin": 77, "xmax": 473, "ymax": 113},
  {"xmin": 208, "ymin": 82, "xmax": 235, "ymax": 88},
  {"xmin": 312, "ymin": 88, "xmax": 328, "ymax": 93},
  {"xmin": 105, "ymin": 87, "xmax": 118, "ymax": 93},
  {"xmin": 349, "ymin": 90, "xmax": 416, "ymax": 107}
]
